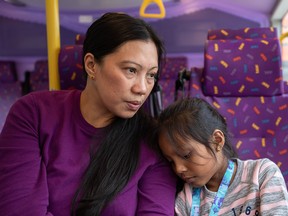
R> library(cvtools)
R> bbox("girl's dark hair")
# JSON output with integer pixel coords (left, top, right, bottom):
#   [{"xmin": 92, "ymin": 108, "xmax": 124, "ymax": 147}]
[
  {"xmin": 157, "ymin": 97, "xmax": 238, "ymax": 160},
  {"xmin": 72, "ymin": 12, "xmax": 164, "ymax": 215}
]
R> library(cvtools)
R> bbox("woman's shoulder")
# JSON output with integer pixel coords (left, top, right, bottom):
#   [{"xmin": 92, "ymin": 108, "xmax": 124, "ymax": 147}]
[
  {"xmin": 13, "ymin": 90, "xmax": 80, "ymax": 109},
  {"xmin": 6, "ymin": 90, "xmax": 81, "ymax": 126},
  {"xmin": 23, "ymin": 89, "xmax": 80, "ymax": 102},
  {"xmin": 137, "ymin": 138, "xmax": 174, "ymax": 175},
  {"xmin": 139, "ymin": 139, "xmax": 161, "ymax": 164}
]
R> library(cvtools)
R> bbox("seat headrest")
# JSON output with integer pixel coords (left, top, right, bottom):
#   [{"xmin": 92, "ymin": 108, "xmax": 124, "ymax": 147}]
[
  {"xmin": 32, "ymin": 60, "xmax": 49, "ymax": 82},
  {"xmin": 58, "ymin": 45, "xmax": 86, "ymax": 90},
  {"xmin": 203, "ymin": 37, "xmax": 284, "ymax": 96},
  {"xmin": 0, "ymin": 61, "xmax": 17, "ymax": 83},
  {"xmin": 75, "ymin": 34, "xmax": 86, "ymax": 45},
  {"xmin": 207, "ymin": 27, "xmax": 278, "ymax": 40}
]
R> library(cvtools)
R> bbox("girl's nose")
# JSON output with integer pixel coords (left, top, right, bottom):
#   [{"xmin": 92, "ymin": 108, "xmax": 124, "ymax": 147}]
[{"xmin": 174, "ymin": 162, "xmax": 188, "ymax": 175}]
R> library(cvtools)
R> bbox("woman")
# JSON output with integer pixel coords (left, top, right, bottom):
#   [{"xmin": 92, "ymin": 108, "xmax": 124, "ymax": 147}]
[
  {"xmin": 0, "ymin": 13, "xmax": 177, "ymax": 215},
  {"xmin": 157, "ymin": 97, "xmax": 288, "ymax": 215}
]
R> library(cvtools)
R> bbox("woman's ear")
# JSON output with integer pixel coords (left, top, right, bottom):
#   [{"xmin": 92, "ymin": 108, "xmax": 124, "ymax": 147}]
[
  {"xmin": 84, "ymin": 53, "xmax": 97, "ymax": 80},
  {"xmin": 212, "ymin": 129, "xmax": 225, "ymax": 152}
]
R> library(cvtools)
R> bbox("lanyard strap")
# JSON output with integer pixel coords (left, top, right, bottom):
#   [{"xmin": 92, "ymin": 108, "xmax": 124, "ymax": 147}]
[{"xmin": 190, "ymin": 160, "xmax": 235, "ymax": 216}]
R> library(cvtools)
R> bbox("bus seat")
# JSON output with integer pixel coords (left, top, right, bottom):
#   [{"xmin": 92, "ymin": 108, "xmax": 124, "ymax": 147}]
[
  {"xmin": 0, "ymin": 61, "xmax": 22, "ymax": 132},
  {"xmin": 58, "ymin": 45, "xmax": 86, "ymax": 90},
  {"xmin": 188, "ymin": 29, "xmax": 288, "ymax": 187},
  {"xmin": 284, "ymin": 80, "xmax": 288, "ymax": 94},
  {"xmin": 29, "ymin": 60, "xmax": 49, "ymax": 92},
  {"xmin": 207, "ymin": 27, "xmax": 288, "ymax": 94},
  {"xmin": 159, "ymin": 57, "xmax": 188, "ymax": 108},
  {"xmin": 75, "ymin": 34, "xmax": 85, "ymax": 45},
  {"xmin": 203, "ymin": 38, "xmax": 283, "ymax": 96}
]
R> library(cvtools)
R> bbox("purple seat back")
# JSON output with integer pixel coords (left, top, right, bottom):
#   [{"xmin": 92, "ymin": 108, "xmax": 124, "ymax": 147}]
[
  {"xmin": 284, "ymin": 80, "xmax": 288, "ymax": 94},
  {"xmin": 0, "ymin": 61, "xmax": 22, "ymax": 132},
  {"xmin": 188, "ymin": 27, "xmax": 288, "ymax": 187},
  {"xmin": 58, "ymin": 45, "xmax": 86, "ymax": 90},
  {"xmin": 0, "ymin": 61, "xmax": 17, "ymax": 83},
  {"xmin": 30, "ymin": 60, "xmax": 49, "ymax": 91},
  {"xmin": 158, "ymin": 57, "xmax": 188, "ymax": 108},
  {"xmin": 203, "ymin": 38, "xmax": 283, "ymax": 97},
  {"xmin": 75, "ymin": 34, "xmax": 86, "ymax": 45},
  {"xmin": 75, "ymin": 34, "xmax": 85, "ymax": 45}
]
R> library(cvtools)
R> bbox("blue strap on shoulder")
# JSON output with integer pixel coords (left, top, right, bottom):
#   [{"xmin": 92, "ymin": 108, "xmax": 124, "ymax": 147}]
[{"xmin": 190, "ymin": 160, "xmax": 235, "ymax": 216}]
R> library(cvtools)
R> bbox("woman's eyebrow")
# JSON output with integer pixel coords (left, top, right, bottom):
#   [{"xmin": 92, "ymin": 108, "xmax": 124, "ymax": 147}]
[{"xmin": 121, "ymin": 60, "xmax": 158, "ymax": 70}]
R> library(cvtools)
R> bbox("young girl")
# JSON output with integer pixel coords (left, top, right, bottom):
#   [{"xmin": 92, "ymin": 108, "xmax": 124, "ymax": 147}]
[{"xmin": 157, "ymin": 97, "xmax": 288, "ymax": 215}]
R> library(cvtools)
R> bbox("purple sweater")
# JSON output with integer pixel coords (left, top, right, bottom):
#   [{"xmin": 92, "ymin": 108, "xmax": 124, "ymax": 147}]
[{"xmin": 0, "ymin": 90, "xmax": 177, "ymax": 216}]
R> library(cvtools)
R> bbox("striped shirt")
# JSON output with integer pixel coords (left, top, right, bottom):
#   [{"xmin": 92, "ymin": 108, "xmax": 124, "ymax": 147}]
[{"xmin": 176, "ymin": 158, "xmax": 288, "ymax": 215}]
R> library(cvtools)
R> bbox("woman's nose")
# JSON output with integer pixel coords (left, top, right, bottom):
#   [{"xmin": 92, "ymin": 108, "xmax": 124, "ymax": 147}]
[{"xmin": 132, "ymin": 76, "xmax": 148, "ymax": 95}]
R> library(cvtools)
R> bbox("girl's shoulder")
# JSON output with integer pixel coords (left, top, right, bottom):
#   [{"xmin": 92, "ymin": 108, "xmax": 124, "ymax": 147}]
[
  {"xmin": 239, "ymin": 157, "xmax": 279, "ymax": 172},
  {"xmin": 236, "ymin": 158, "xmax": 284, "ymax": 186}
]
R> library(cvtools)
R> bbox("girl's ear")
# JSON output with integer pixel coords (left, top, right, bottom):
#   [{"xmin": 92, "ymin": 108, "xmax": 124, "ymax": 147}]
[
  {"xmin": 212, "ymin": 129, "xmax": 225, "ymax": 152},
  {"xmin": 84, "ymin": 53, "xmax": 98, "ymax": 80}
]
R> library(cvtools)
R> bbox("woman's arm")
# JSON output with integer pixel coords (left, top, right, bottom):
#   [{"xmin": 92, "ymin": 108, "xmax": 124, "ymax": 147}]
[
  {"xmin": 0, "ymin": 94, "xmax": 52, "ymax": 215},
  {"xmin": 137, "ymin": 159, "xmax": 177, "ymax": 216}
]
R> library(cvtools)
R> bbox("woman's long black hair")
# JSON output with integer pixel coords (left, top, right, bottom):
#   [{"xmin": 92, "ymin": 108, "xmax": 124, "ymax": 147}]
[{"xmin": 71, "ymin": 13, "xmax": 165, "ymax": 215}]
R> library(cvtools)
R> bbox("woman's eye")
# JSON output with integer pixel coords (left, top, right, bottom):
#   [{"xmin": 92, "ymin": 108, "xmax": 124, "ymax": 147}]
[
  {"xmin": 183, "ymin": 152, "xmax": 191, "ymax": 160},
  {"xmin": 128, "ymin": 68, "xmax": 136, "ymax": 73},
  {"xmin": 146, "ymin": 72, "xmax": 157, "ymax": 80}
]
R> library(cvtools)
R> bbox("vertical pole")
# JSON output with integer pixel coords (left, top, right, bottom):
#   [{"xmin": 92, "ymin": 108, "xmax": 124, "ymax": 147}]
[{"xmin": 45, "ymin": 0, "xmax": 60, "ymax": 90}]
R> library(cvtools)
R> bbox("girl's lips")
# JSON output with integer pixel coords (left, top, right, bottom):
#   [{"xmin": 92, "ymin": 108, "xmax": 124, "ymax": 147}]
[{"xmin": 184, "ymin": 176, "xmax": 197, "ymax": 184}]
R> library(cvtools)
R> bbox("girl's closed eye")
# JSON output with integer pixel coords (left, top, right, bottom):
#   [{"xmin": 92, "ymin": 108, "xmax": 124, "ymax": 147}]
[{"xmin": 183, "ymin": 152, "xmax": 192, "ymax": 160}]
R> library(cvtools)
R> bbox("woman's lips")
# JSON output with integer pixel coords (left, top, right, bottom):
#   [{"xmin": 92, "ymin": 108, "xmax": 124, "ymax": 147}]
[{"xmin": 127, "ymin": 101, "xmax": 141, "ymax": 111}]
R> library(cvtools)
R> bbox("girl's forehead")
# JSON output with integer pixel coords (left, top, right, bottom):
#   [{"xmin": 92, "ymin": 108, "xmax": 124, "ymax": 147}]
[{"xmin": 160, "ymin": 130, "xmax": 200, "ymax": 148}]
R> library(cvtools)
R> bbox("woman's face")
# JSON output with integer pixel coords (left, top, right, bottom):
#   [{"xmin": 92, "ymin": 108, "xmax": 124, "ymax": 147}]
[
  {"xmin": 158, "ymin": 132, "xmax": 223, "ymax": 189},
  {"xmin": 86, "ymin": 40, "xmax": 158, "ymax": 120}
]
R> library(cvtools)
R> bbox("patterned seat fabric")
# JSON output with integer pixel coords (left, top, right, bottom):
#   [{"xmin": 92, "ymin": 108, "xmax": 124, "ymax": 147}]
[
  {"xmin": 30, "ymin": 60, "xmax": 49, "ymax": 92},
  {"xmin": 0, "ymin": 61, "xmax": 22, "ymax": 132},
  {"xmin": 207, "ymin": 27, "xmax": 278, "ymax": 40},
  {"xmin": 58, "ymin": 45, "xmax": 86, "ymax": 90},
  {"xmin": 203, "ymin": 38, "xmax": 283, "ymax": 96},
  {"xmin": 158, "ymin": 57, "xmax": 188, "ymax": 108},
  {"xmin": 284, "ymin": 80, "xmax": 288, "ymax": 93},
  {"xmin": 75, "ymin": 34, "xmax": 85, "ymax": 45},
  {"xmin": 189, "ymin": 27, "xmax": 288, "ymax": 187}
]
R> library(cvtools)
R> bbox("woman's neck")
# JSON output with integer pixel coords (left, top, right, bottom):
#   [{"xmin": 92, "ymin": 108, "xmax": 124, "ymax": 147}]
[{"xmin": 80, "ymin": 89, "xmax": 114, "ymax": 128}]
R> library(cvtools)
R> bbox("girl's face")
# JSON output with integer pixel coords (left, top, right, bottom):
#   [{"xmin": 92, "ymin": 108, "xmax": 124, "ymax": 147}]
[
  {"xmin": 158, "ymin": 131, "xmax": 226, "ymax": 189},
  {"xmin": 84, "ymin": 40, "xmax": 158, "ymax": 122}
]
